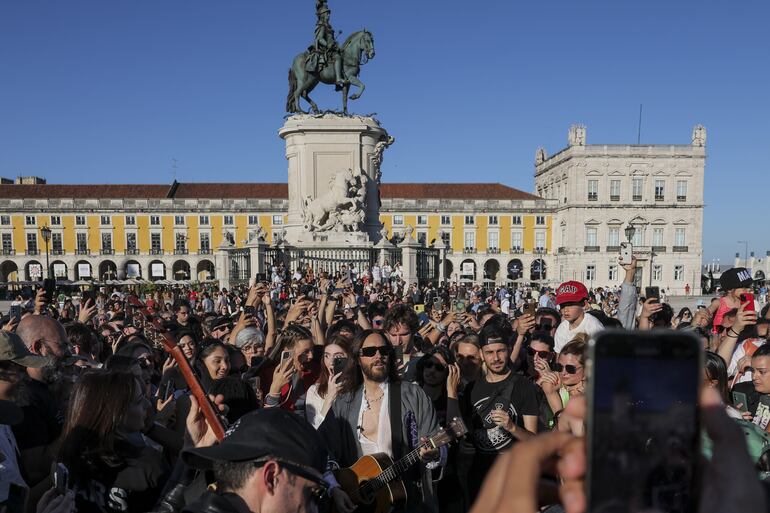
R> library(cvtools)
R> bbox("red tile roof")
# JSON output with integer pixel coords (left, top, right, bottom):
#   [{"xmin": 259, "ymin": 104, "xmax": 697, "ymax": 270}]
[{"xmin": 0, "ymin": 182, "xmax": 540, "ymax": 201}]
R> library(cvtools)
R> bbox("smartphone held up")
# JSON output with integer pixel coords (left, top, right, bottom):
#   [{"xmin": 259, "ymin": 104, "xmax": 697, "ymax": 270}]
[{"xmin": 586, "ymin": 330, "xmax": 701, "ymax": 513}]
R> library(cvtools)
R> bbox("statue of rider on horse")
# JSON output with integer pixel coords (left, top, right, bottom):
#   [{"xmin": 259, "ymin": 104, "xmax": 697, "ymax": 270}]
[{"xmin": 287, "ymin": 0, "xmax": 375, "ymax": 114}]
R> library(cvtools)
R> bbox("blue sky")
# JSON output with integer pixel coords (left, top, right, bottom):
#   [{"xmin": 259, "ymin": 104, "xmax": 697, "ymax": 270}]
[{"xmin": 1, "ymin": 0, "xmax": 768, "ymax": 263}]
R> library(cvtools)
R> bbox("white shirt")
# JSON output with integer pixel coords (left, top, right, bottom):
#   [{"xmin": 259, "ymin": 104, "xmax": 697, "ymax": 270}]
[
  {"xmin": 305, "ymin": 383, "xmax": 326, "ymax": 429},
  {"xmin": 356, "ymin": 382, "xmax": 392, "ymax": 457},
  {"xmin": 554, "ymin": 313, "xmax": 604, "ymax": 352},
  {"xmin": 728, "ymin": 339, "xmax": 766, "ymax": 384},
  {"xmin": 501, "ymin": 298, "xmax": 510, "ymax": 315}
]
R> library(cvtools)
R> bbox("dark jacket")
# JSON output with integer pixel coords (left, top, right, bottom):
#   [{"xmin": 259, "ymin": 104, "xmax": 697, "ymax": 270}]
[{"xmin": 182, "ymin": 491, "xmax": 252, "ymax": 513}]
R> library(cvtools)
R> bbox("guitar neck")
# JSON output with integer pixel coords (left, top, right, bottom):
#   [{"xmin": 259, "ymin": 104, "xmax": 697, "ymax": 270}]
[{"xmin": 366, "ymin": 444, "xmax": 429, "ymax": 493}]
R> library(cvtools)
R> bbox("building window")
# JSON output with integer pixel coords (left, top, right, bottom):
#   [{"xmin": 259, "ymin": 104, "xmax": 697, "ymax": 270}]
[
  {"xmin": 440, "ymin": 215, "xmax": 451, "ymax": 225},
  {"xmin": 608, "ymin": 226, "xmax": 620, "ymax": 247},
  {"xmin": 464, "ymin": 231, "xmax": 475, "ymax": 251},
  {"xmin": 417, "ymin": 232, "xmax": 427, "ymax": 245},
  {"xmin": 586, "ymin": 265, "xmax": 596, "ymax": 282},
  {"xmin": 441, "ymin": 231, "xmax": 451, "ymax": 247},
  {"xmin": 174, "ymin": 215, "xmax": 185, "ymax": 226},
  {"xmin": 631, "ymin": 226, "xmax": 645, "ymax": 247},
  {"xmin": 652, "ymin": 227, "xmax": 664, "ymax": 247},
  {"xmin": 653, "ymin": 264, "xmax": 663, "ymax": 281},
  {"xmin": 511, "ymin": 231, "xmax": 522, "ymax": 251},
  {"xmin": 51, "ymin": 233, "xmax": 63, "ymax": 253},
  {"xmin": 76, "ymin": 233, "xmax": 88, "ymax": 253},
  {"xmin": 392, "ymin": 215, "xmax": 403, "ymax": 226},
  {"xmin": 101, "ymin": 233, "xmax": 112, "ymax": 251},
  {"xmin": 199, "ymin": 215, "xmax": 210, "ymax": 226},
  {"xmin": 677, "ymin": 180, "xmax": 687, "ymax": 201},
  {"xmin": 126, "ymin": 233, "xmax": 137, "ymax": 252},
  {"xmin": 487, "ymin": 231, "xmax": 499, "ymax": 250},
  {"xmin": 512, "ymin": 215, "xmax": 522, "ymax": 225},
  {"xmin": 654, "ymin": 179, "xmax": 665, "ymax": 201},
  {"xmin": 464, "ymin": 215, "xmax": 474, "ymax": 225},
  {"xmin": 223, "ymin": 215, "xmax": 234, "ymax": 226},
  {"xmin": 1, "ymin": 233, "xmax": 12, "ymax": 253},
  {"xmin": 586, "ymin": 227, "xmax": 597, "ymax": 247},
  {"xmin": 536, "ymin": 216, "xmax": 545, "ymax": 225},
  {"xmin": 0, "ymin": 215, "xmax": 10, "ymax": 226},
  {"xmin": 100, "ymin": 215, "xmax": 111, "ymax": 226},
  {"xmin": 608, "ymin": 264, "xmax": 618, "ymax": 281},
  {"xmin": 610, "ymin": 179, "xmax": 621, "ymax": 201},
  {"xmin": 535, "ymin": 231, "xmax": 546, "ymax": 251},
  {"xmin": 417, "ymin": 215, "xmax": 428, "ymax": 226},
  {"xmin": 76, "ymin": 215, "xmax": 86, "ymax": 226},
  {"xmin": 50, "ymin": 216, "xmax": 61, "ymax": 226},
  {"xmin": 200, "ymin": 233, "xmax": 210, "ymax": 251},
  {"xmin": 587, "ymin": 179, "xmax": 598, "ymax": 201},
  {"xmin": 272, "ymin": 215, "xmax": 283, "ymax": 225},
  {"xmin": 150, "ymin": 215, "xmax": 160, "ymax": 226},
  {"xmin": 26, "ymin": 233, "xmax": 38, "ymax": 253},
  {"xmin": 25, "ymin": 216, "xmax": 36, "ymax": 226},
  {"xmin": 151, "ymin": 233, "xmax": 162, "ymax": 253},
  {"xmin": 175, "ymin": 233, "xmax": 187, "ymax": 251},
  {"xmin": 248, "ymin": 215, "xmax": 259, "ymax": 225},
  {"xmin": 674, "ymin": 265, "xmax": 685, "ymax": 281},
  {"xmin": 488, "ymin": 215, "xmax": 498, "ymax": 225},
  {"xmin": 675, "ymin": 227, "xmax": 686, "ymax": 247},
  {"xmin": 632, "ymin": 178, "xmax": 643, "ymax": 201}
]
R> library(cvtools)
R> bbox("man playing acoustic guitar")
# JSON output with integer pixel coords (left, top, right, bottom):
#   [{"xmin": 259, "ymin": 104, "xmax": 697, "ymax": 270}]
[{"xmin": 319, "ymin": 329, "xmax": 446, "ymax": 513}]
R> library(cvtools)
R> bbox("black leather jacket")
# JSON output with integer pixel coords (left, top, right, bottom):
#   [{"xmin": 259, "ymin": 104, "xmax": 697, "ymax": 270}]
[{"xmin": 182, "ymin": 492, "xmax": 252, "ymax": 513}]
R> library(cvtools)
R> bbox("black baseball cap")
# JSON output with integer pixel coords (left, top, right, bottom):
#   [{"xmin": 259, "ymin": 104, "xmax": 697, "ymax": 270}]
[
  {"xmin": 720, "ymin": 267, "xmax": 754, "ymax": 291},
  {"xmin": 211, "ymin": 316, "xmax": 234, "ymax": 332},
  {"xmin": 182, "ymin": 408, "xmax": 328, "ymax": 485}
]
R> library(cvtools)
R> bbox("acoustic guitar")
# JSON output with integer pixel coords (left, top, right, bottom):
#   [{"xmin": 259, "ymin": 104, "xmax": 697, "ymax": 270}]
[{"xmin": 334, "ymin": 417, "xmax": 467, "ymax": 513}]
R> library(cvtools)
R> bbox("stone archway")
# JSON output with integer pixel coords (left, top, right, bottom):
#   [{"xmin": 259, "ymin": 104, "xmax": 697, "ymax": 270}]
[
  {"xmin": 0, "ymin": 261, "xmax": 18, "ymax": 282},
  {"xmin": 75, "ymin": 260, "xmax": 92, "ymax": 280},
  {"xmin": 507, "ymin": 259, "xmax": 523, "ymax": 280},
  {"xmin": 125, "ymin": 260, "xmax": 142, "ymax": 279},
  {"xmin": 459, "ymin": 259, "xmax": 476, "ymax": 283},
  {"xmin": 25, "ymin": 260, "xmax": 43, "ymax": 281},
  {"xmin": 172, "ymin": 260, "xmax": 191, "ymax": 280},
  {"xmin": 98, "ymin": 260, "xmax": 118, "ymax": 281},
  {"xmin": 530, "ymin": 259, "xmax": 547, "ymax": 281},
  {"xmin": 149, "ymin": 260, "xmax": 166, "ymax": 281},
  {"xmin": 197, "ymin": 259, "xmax": 215, "ymax": 281},
  {"xmin": 51, "ymin": 260, "xmax": 68, "ymax": 279},
  {"xmin": 484, "ymin": 259, "xmax": 500, "ymax": 282}
]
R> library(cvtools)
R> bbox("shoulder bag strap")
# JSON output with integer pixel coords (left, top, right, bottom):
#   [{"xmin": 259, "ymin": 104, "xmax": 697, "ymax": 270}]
[{"xmin": 390, "ymin": 381, "xmax": 404, "ymax": 460}]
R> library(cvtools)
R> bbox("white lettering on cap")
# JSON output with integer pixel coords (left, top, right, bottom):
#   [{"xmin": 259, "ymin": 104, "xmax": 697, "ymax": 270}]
[
  {"xmin": 559, "ymin": 285, "xmax": 578, "ymax": 295},
  {"xmin": 738, "ymin": 270, "xmax": 751, "ymax": 282}
]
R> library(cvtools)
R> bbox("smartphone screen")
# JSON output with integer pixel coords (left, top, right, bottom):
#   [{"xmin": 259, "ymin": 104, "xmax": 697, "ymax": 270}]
[
  {"xmin": 732, "ymin": 391, "xmax": 749, "ymax": 413},
  {"xmin": 9, "ymin": 305, "xmax": 22, "ymax": 323},
  {"xmin": 645, "ymin": 286, "xmax": 660, "ymax": 302},
  {"xmin": 43, "ymin": 278, "xmax": 56, "ymax": 302},
  {"xmin": 587, "ymin": 331, "xmax": 701, "ymax": 513},
  {"xmin": 332, "ymin": 356, "xmax": 348, "ymax": 375}
]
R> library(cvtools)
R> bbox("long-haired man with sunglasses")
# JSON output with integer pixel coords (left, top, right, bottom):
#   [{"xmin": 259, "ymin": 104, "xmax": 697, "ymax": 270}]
[{"xmin": 318, "ymin": 329, "xmax": 444, "ymax": 513}]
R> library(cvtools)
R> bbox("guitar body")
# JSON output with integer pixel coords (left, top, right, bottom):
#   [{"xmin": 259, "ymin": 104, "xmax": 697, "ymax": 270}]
[{"xmin": 335, "ymin": 453, "xmax": 407, "ymax": 513}]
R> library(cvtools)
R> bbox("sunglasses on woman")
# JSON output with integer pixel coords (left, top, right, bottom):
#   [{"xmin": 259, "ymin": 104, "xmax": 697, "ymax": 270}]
[
  {"xmin": 359, "ymin": 346, "xmax": 391, "ymax": 358},
  {"xmin": 552, "ymin": 363, "xmax": 582, "ymax": 374},
  {"xmin": 526, "ymin": 347, "xmax": 554, "ymax": 359},
  {"xmin": 423, "ymin": 360, "xmax": 446, "ymax": 372}
]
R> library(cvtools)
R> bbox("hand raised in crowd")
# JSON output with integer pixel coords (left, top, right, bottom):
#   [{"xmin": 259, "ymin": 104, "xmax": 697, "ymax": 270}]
[
  {"xmin": 2, "ymin": 315, "xmax": 18, "ymax": 332},
  {"xmin": 285, "ymin": 296, "xmax": 312, "ymax": 324},
  {"xmin": 269, "ymin": 356, "xmax": 295, "ymax": 397},
  {"xmin": 327, "ymin": 371, "xmax": 343, "ymax": 400},
  {"xmin": 161, "ymin": 355, "xmax": 177, "ymax": 375},
  {"xmin": 447, "ymin": 362, "xmax": 461, "ymax": 399},
  {"xmin": 36, "ymin": 488, "xmax": 76, "ymax": 513},
  {"xmin": 156, "ymin": 392, "xmax": 175, "ymax": 417},
  {"xmin": 187, "ymin": 393, "xmax": 228, "ymax": 448},
  {"xmin": 77, "ymin": 297, "xmax": 97, "ymax": 324},
  {"xmin": 619, "ymin": 254, "xmax": 638, "ymax": 272},
  {"xmin": 537, "ymin": 369, "xmax": 561, "ymax": 395},
  {"xmin": 517, "ymin": 313, "xmax": 536, "ymax": 336},
  {"xmin": 640, "ymin": 297, "xmax": 663, "ymax": 320},
  {"xmin": 261, "ymin": 289, "xmax": 272, "ymax": 307},
  {"xmin": 732, "ymin": 301, "xmax": 757, "ymax": 333},
  {"xmin": 34, "ymin": 288, "xmax": 47, "ymax": 315},
  {"xmin": 692, "ymin": 307, "xmax": 712, "ymax": 328},
  {"xmin": 245, "ymin": 283, "xmax": 260, "ymax": 307}
]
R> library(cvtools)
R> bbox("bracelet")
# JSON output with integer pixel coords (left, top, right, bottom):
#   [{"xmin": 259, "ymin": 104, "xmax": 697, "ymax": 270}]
[
  {"xmin": 727, "ymin": 327, "xmax": 740, "ymax": 338},
  {"xmin": 436, "ymin": 322, "xmax": 446, "ymax": 333}
]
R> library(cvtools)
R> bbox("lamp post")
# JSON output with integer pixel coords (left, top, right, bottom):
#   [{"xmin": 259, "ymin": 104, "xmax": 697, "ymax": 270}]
[
  {"xmin": 624, "ymin": 224, "xmax": 636, "ymax": 243},
  {"xmin": 738, "ymin": 240, "xmax": 748, "ymax": 266},
  {"xmin": 40, "ymin": 225, "xmax": 52, "ymax": 278}
]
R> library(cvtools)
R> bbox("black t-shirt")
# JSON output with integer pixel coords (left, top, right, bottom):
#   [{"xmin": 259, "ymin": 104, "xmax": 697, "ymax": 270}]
[
  {"xmin": 13, "ymin": 379, "xmax": 62, "ymax": 451},
  {"xmin": 462, "ymin": 372, "xmax": 539, "ymax": 453},
  {"xmin": 72, "ymin": 441, "xmax": 169, "ymax": 513}
]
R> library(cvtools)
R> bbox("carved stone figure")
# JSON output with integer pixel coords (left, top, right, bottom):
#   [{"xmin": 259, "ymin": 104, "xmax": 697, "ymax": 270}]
[
  {"xmin": 403, "ymin": 225, "xmax": 414, "ymax": 241},
  {"xmin": 568, "ymin": 125, "xmax": 586, "ymax": 146},
  {"xmin": 692, "ymin": 125, "xmax": 706, "ymax": 147},
  {"xmin": 371, "ymin": 135, "xmax": 395, "ymax": 182},
  {"xmin": 379, "ymin": 226, "xmax": 390, "ymax": 242},
  {"xmin": 535, "ymin": 147, "xmax": 547, "ymax": 165},
  {"xmin": 222, "ymin": 230, "xmax": 235, "ymax": 246},
  {"xmin": 302, "ymin": 168, "xmax": 368, "ymax": 233},
  {"xmin": 274, "ymin": 228, "xmax": 287, "ymax": 246}
]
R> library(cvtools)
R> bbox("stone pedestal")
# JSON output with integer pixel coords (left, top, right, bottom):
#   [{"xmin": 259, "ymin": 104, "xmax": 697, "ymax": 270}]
[{"xmin": 278, "ymin": 114, "xmax": 391, "ymax": 246}]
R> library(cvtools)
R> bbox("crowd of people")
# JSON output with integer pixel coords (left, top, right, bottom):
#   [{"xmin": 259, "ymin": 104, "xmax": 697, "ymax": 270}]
[{"xmin": 0, "ymin": 254, "xmax": 769, "ymax": 513}]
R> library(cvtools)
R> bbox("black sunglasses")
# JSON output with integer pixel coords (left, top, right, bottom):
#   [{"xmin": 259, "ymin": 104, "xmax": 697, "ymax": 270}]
[
  {"xmin": 553, "ymin": 363, "xmax": 582, "ymax": 374},
  {"xmin": 423, "ymin": 360, "xmax": 446, "ymax": 372},
  {"xmin": 359, "ymin": 346, "xmax": 391, "ymax": 358},
  {"xmin": 526, "ymin": 347, "xmax": 554, "ymax": 359}
]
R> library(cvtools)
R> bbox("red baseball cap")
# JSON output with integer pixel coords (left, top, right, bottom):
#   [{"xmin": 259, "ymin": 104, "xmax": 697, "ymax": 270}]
[{"xmin": 556, "ymin": 281, "xmax": 589, "ymax": 306}]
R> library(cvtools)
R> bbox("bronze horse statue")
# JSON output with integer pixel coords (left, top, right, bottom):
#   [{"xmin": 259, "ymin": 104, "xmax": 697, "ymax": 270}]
[{"xmin": 287, "ymin": 30, "xmax": 375, "ymax": 114}]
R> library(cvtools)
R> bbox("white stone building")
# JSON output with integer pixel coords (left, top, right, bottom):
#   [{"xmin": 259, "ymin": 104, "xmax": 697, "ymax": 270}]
[{"xmin": 535, "ymin": 125, "xmax": 706, "ymax": 294}]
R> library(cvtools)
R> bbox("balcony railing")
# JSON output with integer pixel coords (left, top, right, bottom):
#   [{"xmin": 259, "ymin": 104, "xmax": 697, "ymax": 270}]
[
  {"xmin": 655, "ymin": 195, "xmax": 665, "ymax": 201},
  {"xmin": 633, "ymin": 195, "xmax": 642, "ymax": 201},
  {"xmin": 584, "ymin": 246, "xmax": 600, "ymax": 252},
  {"xmin": 557, "ymin": 247, "xmax": 567, "ymax": 254},
  {"xmin": 677, "ymin": 196, "xmax": 687, "ymax": 202},
  {"xmin": 199, "ymin": 248, "xmax": 212, "ymax": 255},
  {"xmin": 486, "ymin": 248, "xmax": 501, "ymax": 255},
  {"xmin": 174, "ymin": 248, "xmax": 189, "ymax": 255},
  {"xmin": 76, "ymin": 249, "xmax": 89, "ymax": 255},
  {"xmin": 150, "ymin": 248, "xmax": 164, "ymax": 255},
  {"xmin": 27, "ymin": 249, "xmax": 39, "ymax": 255},
  {"xmin": 510, "ymin": 246, "xmax": 523, "ymax": 254},
  {"xmin": 1, "ymin": 249, "xmax": 15, "ymax": 256},
  {"xmin": 673, "ymin": 246, "xmax": 689, "ymax": 253},
  {"xmin": 606, "ymin": 246, "xmax": 620, "ymax": 253},
  {"xmin": 125, "ymin": 248, "xmax": 139, "ymax": 255},
  {"xmin": 100, "ymin": 249, "xmax": 115, "ymax": 255},
  {"xmin": 610, "ymin": 195, "xmax": 620, "ymax": 202},
  {"xmin": 587, "ymin": 193, "xmax": 598, "ymax": 201},
  {"xmin": 463, "ymin": 247, "xmax": 477, "ymax": 254},
  {"xmin": 652, "ymin": 246, "xmax": 667, "ymax": 253}
]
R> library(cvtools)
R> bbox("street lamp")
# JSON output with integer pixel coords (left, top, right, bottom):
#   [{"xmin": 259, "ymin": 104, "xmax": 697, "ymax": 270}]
[
  {"xmin": 40, "ymin": 225, "xmax": 52, "ymax": 278},
  {"xmin": 624, "ymin": 224, "xmax": 636, "ymax": 243}
]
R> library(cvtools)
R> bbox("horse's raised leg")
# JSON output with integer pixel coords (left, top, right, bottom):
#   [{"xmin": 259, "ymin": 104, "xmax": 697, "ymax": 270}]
[
  {"xmin": 302, "ymin": 90, "xmax": 320, "ymax": 114},
  {"xmin": 348, "ymin": 76, "xmax": 365, "ymax": 101}
]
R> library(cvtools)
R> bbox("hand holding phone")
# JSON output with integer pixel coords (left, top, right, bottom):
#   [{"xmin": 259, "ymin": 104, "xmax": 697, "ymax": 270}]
[
  {"xmin": 619, "ymin": 242, "xmax": 633, "ymax": 266},
  {"xmin": 332, "ymin": 356, "xmax": 348, "ymax": 375}
]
